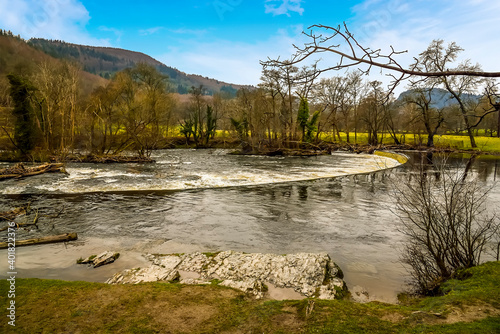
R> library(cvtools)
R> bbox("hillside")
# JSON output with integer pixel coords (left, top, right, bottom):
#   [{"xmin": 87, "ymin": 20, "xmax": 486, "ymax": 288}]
[
  {"xmin": 397, "ymin": 87, "xmax": 481, "ymax": 109},
  {"xmin": 0, "ymin": 31, "xmax": 107, "ymax": 104},
  {"xmin": 28, "ymin": 38, "xmax": 252, "ymax": 96}
]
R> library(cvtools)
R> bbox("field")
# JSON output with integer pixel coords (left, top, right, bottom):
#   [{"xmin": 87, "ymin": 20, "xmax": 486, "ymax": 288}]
[{"xmin": 320, "ymin": 132, "xmax": 500, "ymax": 153}]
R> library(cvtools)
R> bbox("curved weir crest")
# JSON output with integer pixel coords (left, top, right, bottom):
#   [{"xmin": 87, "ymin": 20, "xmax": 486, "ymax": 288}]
[{"xmin": 0, "ymin": 150, "xmax": 405, "ymax": 195}]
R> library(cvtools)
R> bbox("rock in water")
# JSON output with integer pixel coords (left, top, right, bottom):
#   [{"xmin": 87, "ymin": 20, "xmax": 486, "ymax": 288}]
[
  {"xmin": 79, "ymin": 251, "xmax": 120, "ymax": 268},
  {"xmin": 107, "ymin": 251, "xmax": 347, "ymax": 300}
]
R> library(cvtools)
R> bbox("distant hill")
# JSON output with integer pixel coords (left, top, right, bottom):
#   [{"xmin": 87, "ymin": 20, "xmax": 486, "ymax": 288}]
[
  {"xmin": 0, "ymin": 31, "xmax": 106, "ymax": 103},
  {"xmin": 28, "ymin": 38, "xmax": 252, "ymax": 96},
  {"xmin": 397, "ymin": 87, "xmax": 481, "ymax": 109}
]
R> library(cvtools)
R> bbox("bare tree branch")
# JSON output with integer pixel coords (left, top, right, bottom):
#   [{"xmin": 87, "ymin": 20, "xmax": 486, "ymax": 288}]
[{"xmin": 261, "ymin": 23, "xmax": 500, "ymax": 94}]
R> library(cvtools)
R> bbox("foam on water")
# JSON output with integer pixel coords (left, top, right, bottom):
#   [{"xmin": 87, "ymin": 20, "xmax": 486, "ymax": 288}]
[{"xmin": 0, "ymin": 151, "xmax": 402, "ymax": 194}]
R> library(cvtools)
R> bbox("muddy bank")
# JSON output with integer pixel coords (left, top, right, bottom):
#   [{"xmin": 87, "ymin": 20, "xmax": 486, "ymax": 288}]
[{"xmin": 0, "ymin": 236, "xmax": 403, "ymax": 303}]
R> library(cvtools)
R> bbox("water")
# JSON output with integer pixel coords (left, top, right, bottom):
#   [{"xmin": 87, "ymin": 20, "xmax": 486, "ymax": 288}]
[
  {"xmin": 0, "ymin": 150, "xmax": 498, "ymax": 303},
  {"xmin": 0, "ymin": 150, "xmax": 400, "ymax": 194}
]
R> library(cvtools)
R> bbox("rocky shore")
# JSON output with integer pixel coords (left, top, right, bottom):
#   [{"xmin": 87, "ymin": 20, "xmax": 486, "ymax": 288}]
[{"xmin": 107, "ymin": 251, "xmax": 347, "ymax": 300}]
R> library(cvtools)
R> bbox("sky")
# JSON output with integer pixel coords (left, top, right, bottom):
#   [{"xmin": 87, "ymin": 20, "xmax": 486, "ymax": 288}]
[{"xmin": 0, "ymin": 0, "xmax": 499, "ymax": 93}]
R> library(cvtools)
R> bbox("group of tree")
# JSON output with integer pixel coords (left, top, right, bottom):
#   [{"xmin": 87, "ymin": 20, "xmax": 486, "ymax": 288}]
[
  {"xmin": 0, "ymin": 51, "xmax": 240, "ymax": 158},
  {"xmin": 1, "ymin": 27, "xmax": 500, "ymax": 160},
  {"xmin": 1, "ymin": 61, "xmax": 178, "ymax": 158},
  {"xmin": 256, "ymin": 42, "xmax": 499, "ymax": 150}
]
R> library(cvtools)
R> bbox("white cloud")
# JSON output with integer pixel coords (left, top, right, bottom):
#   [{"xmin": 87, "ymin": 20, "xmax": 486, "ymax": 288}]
[
  {"xmin": 0, "ymin": 0, "xmax": 109, "ymax": 45},
  {"xmin": 99, "ymin": 26, "xmax": 123, "ymax": 44},
  {"xmin": 168, "ymin": 28, "xmax": 209, "ymax": 38},
  {"xmin": 345, "ymin": 0, "xmax": 500, "ymax": 94},
  {"xmin": 265, "ymin": 0, "xmax": 305, "ymax": 17},
  {"xmin": 155, "ymin": 26, "xmax": 305, "ymax": 86},
  {"xmin": 139, "ymin": 27, "xmax": 163, "ymax": 36}
]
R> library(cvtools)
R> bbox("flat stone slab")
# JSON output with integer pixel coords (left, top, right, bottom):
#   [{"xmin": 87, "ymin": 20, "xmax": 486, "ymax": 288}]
[
  {"xmin": 106, "ymin": 251, "xmax": 347, "ymax": 299},
  {"xmin": 79, "ymin": 251, "xmax": 120, "ymax": 268}
]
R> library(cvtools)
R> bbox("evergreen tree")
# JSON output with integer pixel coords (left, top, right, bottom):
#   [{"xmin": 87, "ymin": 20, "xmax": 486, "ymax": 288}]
[
  {"xmin": 7, "ymin": 74, "xmax": 36, "ymax": 155},
  {"xmin": 297, "ymin": 97, "xmax": 310, "ymax": 141}
]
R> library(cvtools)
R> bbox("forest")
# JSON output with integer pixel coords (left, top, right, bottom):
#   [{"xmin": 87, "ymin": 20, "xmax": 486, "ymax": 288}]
[{"xmin": 0, "ymin": 29, "xmax": 499, "ymax": 161}]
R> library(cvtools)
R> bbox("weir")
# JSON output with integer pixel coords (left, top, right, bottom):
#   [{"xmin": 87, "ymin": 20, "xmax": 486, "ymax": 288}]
[{"xmin": 0, "ymin": 150, "xmax": 403, "ymax": 194}]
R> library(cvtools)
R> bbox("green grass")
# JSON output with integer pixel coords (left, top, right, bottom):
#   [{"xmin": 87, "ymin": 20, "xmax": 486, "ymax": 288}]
[{"xmin": 1, "ymin": 261, "xmax": 499, "ymax": 333}]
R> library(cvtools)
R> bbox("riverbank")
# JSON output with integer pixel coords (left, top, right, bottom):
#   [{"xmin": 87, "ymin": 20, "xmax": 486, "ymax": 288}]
[
  {"xmin": 1, "ymin": 261, "xmax": 499, "ymax": 333},
  {"xmin": 1, "ymin": 134, "xmax": 500, "ymax": 163},
  {"xmin": 168, "ymin": 136, "xmax": 500, "ymax": 157},
  {"xmin": 1, "ymin": 151, "xmax": 498, "ymax": 305}
]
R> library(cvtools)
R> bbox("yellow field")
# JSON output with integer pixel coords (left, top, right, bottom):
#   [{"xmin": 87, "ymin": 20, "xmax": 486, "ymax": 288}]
[
  {"xmin": 1, "ymin": 128, "xmax": 500, "ymax": 153},
  {"xmin": 319, "ymin": 132, "xmax": 500, "ymax": 153}
]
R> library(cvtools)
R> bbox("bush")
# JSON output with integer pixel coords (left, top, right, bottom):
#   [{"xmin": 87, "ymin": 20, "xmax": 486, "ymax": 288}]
[{"xmin": 394, "ymin": 155, "xmax": 499, "ymax": 295}]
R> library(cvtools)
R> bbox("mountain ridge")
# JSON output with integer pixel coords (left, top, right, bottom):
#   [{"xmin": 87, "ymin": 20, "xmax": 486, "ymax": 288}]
[
  {"xmin": 397, "ymin": 87, "xmax": 481, "ymax": 109},
  {"xmin": 0, "ymin": 32, "xmax": 107, "ymax": 103},
  {"xmin": 28, "ymin": 38, "xmax": 253, "ymax": 96}
]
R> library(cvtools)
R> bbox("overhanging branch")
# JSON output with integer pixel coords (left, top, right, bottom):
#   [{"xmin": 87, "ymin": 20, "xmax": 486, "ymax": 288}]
[{"xmin": 261, "ymin": 23, "xmax": 500, "ymax": 90}]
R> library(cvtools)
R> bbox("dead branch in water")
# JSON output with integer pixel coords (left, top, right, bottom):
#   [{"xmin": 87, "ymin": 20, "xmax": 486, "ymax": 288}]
[
  {"xmin": 0, "ymin": 207, "xmax": 27, "ymax": 221},
  {"xmin": 0, "ymin": 204, "xmax": 65, "ymax": 232},
  {"xmin": 0, "ymin": 163, "xmax": 66, "ymax": 181}
]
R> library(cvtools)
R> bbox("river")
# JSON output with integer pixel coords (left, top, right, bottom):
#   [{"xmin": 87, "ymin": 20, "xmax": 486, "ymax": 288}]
[{"xmin": 0, "ymin": 150, "xmax": 498, "ymax": 303}]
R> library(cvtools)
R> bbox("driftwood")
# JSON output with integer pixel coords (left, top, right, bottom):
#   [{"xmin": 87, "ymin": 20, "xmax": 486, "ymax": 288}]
[
  {"xmin": 0, "ymin": 207, "xmax": 30, "ymax": 232},
  {"xmin": 0, "ymin": 207, "xmax": 26, "ymax": 221},
  {"xmin": 0, "ymin": 233, "xmax": 77, "ymax": 249},
  {"xmin": 0, "ymin": 204, "xmax": 65, "ymax": 232},
  {"xmin": 0, "ymin": 163, "xmax": 66, "ymax": 181}
]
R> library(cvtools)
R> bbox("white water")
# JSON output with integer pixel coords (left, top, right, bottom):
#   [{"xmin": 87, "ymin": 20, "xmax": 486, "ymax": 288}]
[{"xmin": 0, "ymin": 150, "xmax": 400, "ymax": 194}]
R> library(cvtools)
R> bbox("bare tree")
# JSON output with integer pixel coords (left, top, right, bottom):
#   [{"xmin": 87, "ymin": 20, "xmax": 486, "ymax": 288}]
[
  {"xmin": 261, "ymin": 23, "xmax": 500, "ymax": 97},
  {"xmin": 31, "ymin": 60, "xmax": 81, "ymax": 153},
  {"xmin": 180, "ymin": 85, "xmax": 217, "ymax": 148},
  {"xmin": 358, "ymin": 81, "xmax": 388, "ymax": 145},
  {"xmin": 412, "ymin": 40, "xmax": 490, "ymax": 148},
  {"xmin": 394, "ymin": 156, "xmax": 499, "ymax": 294},
  {"xmin": 484, "ymin": 83, "xmax": 500, "ymax": 138},
  {"xmin": 313, "ymin": 76, "xmax": 346, "ymax": 141},
  {"xmin": 402, "ymin": 84, "xmax": 445, "ymax": 147},
  {"xmin": 259, "ymin": 68, "xmax": 287, "ymax": 143}
]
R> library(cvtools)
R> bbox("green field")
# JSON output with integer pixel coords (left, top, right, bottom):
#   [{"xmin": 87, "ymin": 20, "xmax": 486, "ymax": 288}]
[{"xmin": 2, "ymin": 128, "xmax": 500, "ymax": 155}]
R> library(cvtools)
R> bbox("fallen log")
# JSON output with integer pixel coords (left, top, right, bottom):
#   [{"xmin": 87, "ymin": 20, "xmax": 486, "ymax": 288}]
[
  {"xmin": 0, "ymin": 233, "xmax": 77, "ymax": 249},
  {"xmin": 0, "ymin": 163, "xmax": 66, "ymax": 181}
]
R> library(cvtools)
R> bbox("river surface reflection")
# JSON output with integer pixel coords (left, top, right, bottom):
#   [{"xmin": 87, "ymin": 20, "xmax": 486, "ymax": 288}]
[{"xmin": 0, "ymin": 150, "xmax": 498, "ymax": 303}]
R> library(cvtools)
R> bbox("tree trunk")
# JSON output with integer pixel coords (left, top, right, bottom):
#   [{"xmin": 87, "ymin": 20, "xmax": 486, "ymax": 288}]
[
  {"xmin": 427, "ymin": 134, "xmax": 434, "ymax": 147},
  {"xmin": 497, "ymin": 107, "xmax": 500, "ymax": 138}
]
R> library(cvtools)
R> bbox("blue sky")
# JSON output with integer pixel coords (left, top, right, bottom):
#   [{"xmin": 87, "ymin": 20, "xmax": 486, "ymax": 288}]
[{"xmin": 1, "ymin": 0, "xmax": 499, "ymax": 91}]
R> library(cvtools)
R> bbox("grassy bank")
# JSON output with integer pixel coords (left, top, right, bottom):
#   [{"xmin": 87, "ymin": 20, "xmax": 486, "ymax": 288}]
[
  {"xmin": 1, "ymin": 261, "xmax": 499, "ymax": 333},
  {"xmin": 319, "ymin": 133, "xmax": 500, "ymax": 153},
  {"xmin": 2, "ymin": 132, "xmax": 500, "ymax": 163}
]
